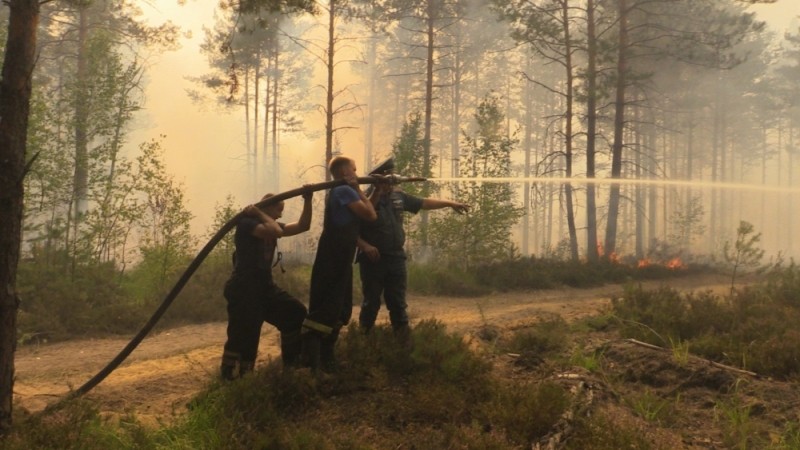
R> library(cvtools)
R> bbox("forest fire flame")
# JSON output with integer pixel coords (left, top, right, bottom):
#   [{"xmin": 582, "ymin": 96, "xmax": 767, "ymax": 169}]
[
  {"xmin": 596, "ymin": 243, "xmax": 619, "ymax": 263},
  {"xmin": 637, "ymin": 257, "xmax": 686, "ymax": 270},
  {"xmin": 665, "ymin": 257, "xmax": 685, "ymax": 270}
]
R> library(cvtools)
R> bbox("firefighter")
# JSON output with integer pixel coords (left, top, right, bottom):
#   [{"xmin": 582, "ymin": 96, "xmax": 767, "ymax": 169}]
[
  {"xmin": 301, "ymin": 156, "xmax": 378, "ymax": 372},
  {"xmin": 220, "ymin": 191, "xmax": 313, "ymax": 380},
  {"xmin": 356, "ymin": 157, "xmax": 468, "ymax": 336}
]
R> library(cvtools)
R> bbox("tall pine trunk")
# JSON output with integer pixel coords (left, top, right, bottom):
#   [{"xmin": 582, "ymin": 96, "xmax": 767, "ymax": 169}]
[
  {"xmin": 561, "ymin": 0, "xmax": 579, "ymax": 261},
  {"xmin": 585, "ymin": 0, "xmax": 599, "ymax": 262},
  {"xmin": 420, "ymin": 3, "xmax": 436, "ymax": 247},
  {"xmin": 325, "ymin": 0, "xmax": 336, "ymax": 179},
  {"xmin": 271, "ymin": 50, "xmax": 280, "ymax": 192},
  {"xmin": 604, "ymin": 0, "xmax": 628, "ymax": 257},
  {"xmin": 522, "ymin": 53, "xmax": 533, "ymax": 256},
  {"xmin": 365, "ymin": 34, "xmax": 376, "ymax": 170},
  {"xmin": 74, "ymin": 5, "xmax": 89, "ymax": 220},
  {"xmin": 0, "ymin": 0, "xmax": 40, "ymax": 433}
]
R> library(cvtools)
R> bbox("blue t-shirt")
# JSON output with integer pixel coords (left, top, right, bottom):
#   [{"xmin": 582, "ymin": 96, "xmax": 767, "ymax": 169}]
[{"xmin": 329, "ymin": 185, "xmax": 361, "ymax": 226}]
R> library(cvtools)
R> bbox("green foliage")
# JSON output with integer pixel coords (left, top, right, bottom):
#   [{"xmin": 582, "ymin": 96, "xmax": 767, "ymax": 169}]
[
  {"xmin": 668, "ymin": 195, "xmax": 706, "ymax": 252},
  {"xmin": 206, "ymin": 194, "xmax": 239, "ymax": 256},
  {"xmin": 131, "ymin": 138, "xmax": 195, "ymax": 296},
  {"xmin": 625, "ymin": 389, "xmax": 675, "ymax": 425},
  {"xmin": 771, "ymin": 422, "xmax": 800, "ymax": 450},
  {"xmin": 566, "ymin": 413, "xmax": 654, "ymax": 450},
  {"xmin": 570, "ymin": 348, "xmax": 604, "ymax": 373},
  {"xmin": 7, "ymin": 350, "xmax": 551, "ymax": 449},
  {"xmin": 273, "ymin": 262, "xmax": 314, "ymax": 300},
  {"xmin": 669, "ymin": 336, "xmax": 691, "ymax": 367},
  {"xmin": 392, "ymin": 112, "xmax": 434, "ymax": 199},
  {"xmin": 17, "ymin": 256, "xmax": 146, "ymax": 340},
  {"xmin": 500, "ymin": 314, "xmax": 569, "ymax": 367},
  {"xmin": 715, "ymin": 393, "xmax": 758, "ymax": 450},
  {"xmin": 3, "ymin": 399, "xmax": 149, "ymax": 450},
  {"xmin": 408, "ymin": 320, "xmax": 492, "ymax": 384},
  {"xmin": 611, "ymin": 264, "xmax": 800, "ymax": 378},
  {"xmin": 407, "ymin": 262, "xmax": 489, "ymax": 296},
  {"xmin": 724, "ymin": 221, "xmax": 765, "ymax": 291},
  {"xmin": 405, "ymin": 256, "xmax": 702, "ymax": 298},
  {"xmin": 478, "ymin": 256, "xmax": 692, "ymax": 290},
  {"xmin": 428, "ymin": 95, "xmax": 522, "ymax": 269},
  {"xmin": 483, "ymin": 381, "xmax": 569, "ymax": 446},
  {"xmin": 162, "ymin": 252, "xmax": 229, "ymax": 326}
]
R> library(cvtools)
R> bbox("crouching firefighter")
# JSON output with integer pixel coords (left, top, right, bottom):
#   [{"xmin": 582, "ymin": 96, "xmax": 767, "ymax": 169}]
[
  {"xmin": 302, "ymin": 156, "xmax": 377, "ymax": 372},
  {"xmin": 220, "ymin": 190, "xmax": 313, "ymax": 380}
]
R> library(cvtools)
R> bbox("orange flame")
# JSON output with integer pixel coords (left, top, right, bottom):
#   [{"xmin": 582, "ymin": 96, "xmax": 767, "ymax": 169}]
[
  {"xmin": 637, "ymin": 258, "xmax": 651, "ymax": 268},
  {"xmin": 665, "ymin": 257, "xmax": 685, "ymax": 270}
]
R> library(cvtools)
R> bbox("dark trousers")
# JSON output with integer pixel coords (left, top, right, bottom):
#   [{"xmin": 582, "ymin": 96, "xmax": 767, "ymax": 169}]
[
  {"xmin": 306, "ymin": 246, "xmax": 355, "ymax": 335},
  {"xmin": 358, "ymin": 256, "xmax": 409, "ymax": 329},
  {"xmin": 223, "ymin": 275, "xmax": 307, "ymax": 367}
]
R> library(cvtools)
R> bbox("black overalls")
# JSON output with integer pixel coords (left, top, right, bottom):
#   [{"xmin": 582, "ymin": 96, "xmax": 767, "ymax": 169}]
[
  {"xmin": 302, "ymin": 188, "xmax": 361, "ymax": 370},
  {"xmin": 221, "ymin": 217, "xmax": 307, "ymax": 379}
]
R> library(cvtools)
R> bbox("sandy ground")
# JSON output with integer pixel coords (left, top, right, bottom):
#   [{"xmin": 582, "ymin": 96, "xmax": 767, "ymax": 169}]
[{"xmin": 13, "ymin": 273, "xmax": 732, "ymax": 424}]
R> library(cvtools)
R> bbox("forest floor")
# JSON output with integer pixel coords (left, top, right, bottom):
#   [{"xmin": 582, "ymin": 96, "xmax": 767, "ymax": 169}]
[{"xmin": 15, "ymin": 272, "xmax": 798, "ymax": 448}]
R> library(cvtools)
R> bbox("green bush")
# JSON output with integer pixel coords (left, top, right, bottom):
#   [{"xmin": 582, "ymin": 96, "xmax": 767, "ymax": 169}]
[
  {"xmin": 471, "ymin": 257, "xmax": 698, "ymax": 293},
  {"xmin": 17, "ymin": 258, "xmax": 143, "ymax": 340},
  {"xmin": 566, "ymin": 412, "xmax": 654, "ymax": 450},
  {"xmin": 407, "ymin": 263, "xmax": 489, "ymax": 296},
  {"xmin": 161, "ymin": 253, "xmax": 229, "ymax": 327},
  {"xmin": 499, "ymin": 314, "xmax": 570, "ymax": 367},
  {"xmin": 611, "ymin": 264, "xmax": 800, "ymax": 378},
  {"xmin": 482, "ymin": 381, "xmax": 569, "ymax": 446},
  {"xmin": 3, "ymin": 321, "xmax": 645, "ymax": 450},
  {"xmin": 4, "ymin": 399, "xmax": 148, "ymax": 450}
]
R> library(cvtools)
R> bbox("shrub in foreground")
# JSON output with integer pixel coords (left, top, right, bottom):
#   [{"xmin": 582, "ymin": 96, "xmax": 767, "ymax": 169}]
[
  {"xmin": 6, "ymin": 321, "xmax": 578, "ymax": 449},
  {"xmin": 611, "ymin": 265, "xmax": 800, "ymax": 378}
]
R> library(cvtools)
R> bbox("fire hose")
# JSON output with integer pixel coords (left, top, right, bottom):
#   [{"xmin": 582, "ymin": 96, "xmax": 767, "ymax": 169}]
[{"xmin": 60, "ymin": 174, "xmax": 425, "ymax": 402}]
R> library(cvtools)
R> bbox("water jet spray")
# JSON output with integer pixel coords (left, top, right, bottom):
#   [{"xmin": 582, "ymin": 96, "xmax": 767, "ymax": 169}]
[{"xmin": 428, "ymin": 176, "xmax": 800, "ymax": 193}]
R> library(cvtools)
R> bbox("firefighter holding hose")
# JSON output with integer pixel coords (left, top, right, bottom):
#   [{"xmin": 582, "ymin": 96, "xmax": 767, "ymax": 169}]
[
  {"xmin": 301, "ymin": 156, "xmax": 378, "ymax": 372},
  {"xmin": 220, "ymin": 190, "xmax": 313, "ymax": 380},
  {"xmin": 356, "ymin": 157, "xmax": 468, "ymax": 338}
]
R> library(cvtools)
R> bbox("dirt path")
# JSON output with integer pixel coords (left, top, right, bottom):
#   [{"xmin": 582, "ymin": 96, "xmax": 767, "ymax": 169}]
[{"xmin": 14, "ymin": 273, "xmax": 731, "ymax": 424}]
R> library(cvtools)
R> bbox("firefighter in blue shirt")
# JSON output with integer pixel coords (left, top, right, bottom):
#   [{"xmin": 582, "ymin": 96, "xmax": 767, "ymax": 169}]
[{"xmin": 301, "ymin": 156, "xmax": 377, "ymax": 372}]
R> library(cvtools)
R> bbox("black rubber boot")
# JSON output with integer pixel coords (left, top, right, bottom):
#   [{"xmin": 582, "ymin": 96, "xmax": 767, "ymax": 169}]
[
  {"xmin": 281, "ymin": 330, "xmax": 303, "ymax": 369},
  {"xmin": 320, "ymin": 330, "xmax": 339, "ymax": 374},
  {"xmin": 240, "ymin": 360, "xmax": 255, "ymax": 377},
  {"xmin": 220, "ymin": 363, "xmax": 237, "ymax": 381},
  {"xmin": 220, "ymin": 351, "xmax": 240, "ymax": 380},
  {"xmin": 301, "ymin": 331, "xmax": 322, "ymax": 373},
  {"xmin": 393, "ymin": 322, "xmax": 412, "ymax": 350}
]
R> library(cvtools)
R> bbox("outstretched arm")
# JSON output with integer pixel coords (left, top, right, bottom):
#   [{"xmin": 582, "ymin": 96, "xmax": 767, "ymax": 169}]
[{"xmin": 421, "ymin": 198, "xmax": 469, "ymax": 214}]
